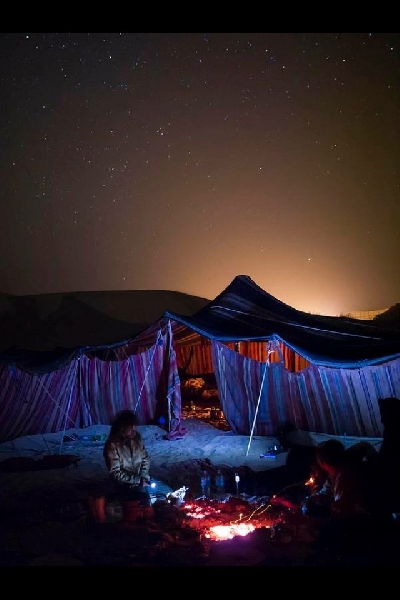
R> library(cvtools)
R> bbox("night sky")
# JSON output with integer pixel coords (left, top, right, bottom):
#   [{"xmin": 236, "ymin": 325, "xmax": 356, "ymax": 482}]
[{"xmin": 1, "ymin": 32, "xmax": 399, "ymax": 315}]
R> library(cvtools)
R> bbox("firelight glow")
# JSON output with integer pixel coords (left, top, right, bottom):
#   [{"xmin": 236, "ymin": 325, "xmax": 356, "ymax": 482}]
[{"xmin": 208, "ymin": 523, "xmax": 257, "ymax": 541}]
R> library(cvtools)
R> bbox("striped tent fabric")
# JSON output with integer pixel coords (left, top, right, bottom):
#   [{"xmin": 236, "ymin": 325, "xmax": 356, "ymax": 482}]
[
  {"xmin": 0, "ymin": 361, "xmax": 81, "ymax": 442},
  {"xmin": 0, "ymin": 326, "xmax": 182, "ymax": 443},
  {"xmin": 212, "ymin": 340, "xmax": 400, "ymax": 437}
]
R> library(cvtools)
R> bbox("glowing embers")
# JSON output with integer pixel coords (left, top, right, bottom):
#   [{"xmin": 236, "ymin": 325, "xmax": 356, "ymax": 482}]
[
  {"xmin": 208, "ymin": 522, "xmax": 256, "ymax": 541},
  {"xmin": 182, "ymin": 497, "xmax": 275, "ymax": 542}
]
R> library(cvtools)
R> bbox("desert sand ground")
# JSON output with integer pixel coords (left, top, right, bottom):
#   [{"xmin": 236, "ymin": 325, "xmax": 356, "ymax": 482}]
[{"xmin": 0, "ymin": 416, "xmax": 397, "ymax": 568}]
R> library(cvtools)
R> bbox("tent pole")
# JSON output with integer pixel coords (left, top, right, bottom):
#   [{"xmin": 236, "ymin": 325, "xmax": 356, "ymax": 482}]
[
  {"xmin": 59, "ymin": 356, "xmax": 80, "ymax": 455},
  {"xmin": 246, "ymin": 361, "xmax": 268, "ymax": 456},
  {"xmin": 167, "ymin": 396, "xmax": 171, "ymax": 432}
]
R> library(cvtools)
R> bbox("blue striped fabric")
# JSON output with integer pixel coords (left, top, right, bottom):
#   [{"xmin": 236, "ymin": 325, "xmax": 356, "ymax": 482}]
[
  {"xmin": 0, "ymin": 326, "xmax": 183, "ymax": 443},
  {"xmin": 212, "ymin": 340, "xmax": 400, "ymax": 437}
]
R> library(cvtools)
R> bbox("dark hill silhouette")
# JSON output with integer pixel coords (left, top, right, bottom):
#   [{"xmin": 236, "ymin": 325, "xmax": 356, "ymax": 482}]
[
  {"xmin": 0, "ymin": 289, "xmax": 211, "ymax": 352},
  {"xmin": 373, "ymin": 303, "xmax": 400, "ymax": 330}
]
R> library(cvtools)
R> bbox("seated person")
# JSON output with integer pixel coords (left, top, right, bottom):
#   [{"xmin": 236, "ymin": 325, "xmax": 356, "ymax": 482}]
[
  {"xmin": 103, "ymin": 410, "xmax": 151, "ymax": 507},
  {"xmin": 306, "ymin": 439, "xmax": 376, "ymax": 518},
  {"xmin": 272, "ymin": 438, "xmax": 378, "ymax": 518}
]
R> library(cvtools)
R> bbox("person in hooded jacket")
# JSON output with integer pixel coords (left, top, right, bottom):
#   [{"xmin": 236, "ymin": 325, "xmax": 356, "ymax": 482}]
[{"xmin": 103, "ymin": 410, "xmax": 151, "ymax": 507}]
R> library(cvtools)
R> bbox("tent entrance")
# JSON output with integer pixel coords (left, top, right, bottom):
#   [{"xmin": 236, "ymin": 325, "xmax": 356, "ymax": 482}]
[
  {"xmin": 176, "ymin": 335, "xmax": 231, "ymax": 431},
  {"xmin": 179, "ymin": 372, "xmax": 231, "ymax": 431}
]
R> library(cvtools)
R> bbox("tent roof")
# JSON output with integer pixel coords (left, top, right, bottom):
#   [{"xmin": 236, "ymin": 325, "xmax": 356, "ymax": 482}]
[{"xmin": 164, "ymin": 275, "xmax": 400, "ymax": 368}]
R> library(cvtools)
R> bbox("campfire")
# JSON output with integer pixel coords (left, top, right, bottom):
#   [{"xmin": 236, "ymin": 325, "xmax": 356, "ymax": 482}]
[
  {"xmin": 176, "ymin": 495, "xmax": 278, "ymax": 542},
  {"xmin": 109, "ymin": 482, "xmax": 317, "ymax": 565},
  {"xmin": 160, "ymin": 474, "xmax": 318, "ymax": 548}
]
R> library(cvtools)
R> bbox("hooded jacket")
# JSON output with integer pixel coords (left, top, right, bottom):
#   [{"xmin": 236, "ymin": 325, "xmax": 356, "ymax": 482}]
[{"xmin": 103, "ymin": 432, "xmax": 150, "ymax": 488}]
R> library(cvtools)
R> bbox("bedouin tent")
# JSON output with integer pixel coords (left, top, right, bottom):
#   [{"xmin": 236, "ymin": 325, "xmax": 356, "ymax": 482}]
[{"xmin": 0, "ymin": 275, "xmax": 399, "ymax": 444}]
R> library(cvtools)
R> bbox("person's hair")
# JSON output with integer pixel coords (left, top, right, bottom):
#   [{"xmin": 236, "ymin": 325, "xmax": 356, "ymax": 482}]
[
  {"xmin": 109, "ymin": 410, "xmax": 139, "ymax": 442},
  {"xmin": 316, "ymin": 439, "xmax": 345, "ymax": 468}
]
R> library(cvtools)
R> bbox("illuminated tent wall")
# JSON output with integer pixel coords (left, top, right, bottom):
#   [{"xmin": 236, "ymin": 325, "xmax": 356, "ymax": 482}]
[
  {"xmin": 211, "ymin": 341, "xmax": 400, "ymax": 438},
  {"xmin": 0, "ymin": 322, "xmax": 183, "ymax": 444},
  {"xmin": 0, "ymin": 275, "xmax": 400, "ymax": 443}
]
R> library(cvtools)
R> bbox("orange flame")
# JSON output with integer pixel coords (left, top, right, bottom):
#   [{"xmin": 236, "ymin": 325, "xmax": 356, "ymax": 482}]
[
  {"xmin": 183, "ymin": 500, "xmax": 275, "ymax": 542},
  {"xmin": 208, "ymin": 523, "xmax": 256, "ymax": 541}
]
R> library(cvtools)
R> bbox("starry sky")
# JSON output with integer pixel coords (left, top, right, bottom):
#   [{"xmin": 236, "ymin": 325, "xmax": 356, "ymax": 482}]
[{"xmin": 1, "ymin": 32, "xmax": 399, "ymax": 315}]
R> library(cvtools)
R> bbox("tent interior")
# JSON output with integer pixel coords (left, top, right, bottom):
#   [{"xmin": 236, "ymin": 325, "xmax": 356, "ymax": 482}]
[
  {"xmin": 1, "ymin": 275, "xmax": 400, "ymax": 444},
  {"xmin": 176, "ymin": 337, "xmax": 310, "ymax": 428}
]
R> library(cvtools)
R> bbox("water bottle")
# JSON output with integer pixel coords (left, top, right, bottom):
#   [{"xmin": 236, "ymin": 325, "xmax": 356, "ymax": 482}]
[
  {"xmin": 200, "ymin": 470, "xmax": 211, "ymax": 497},
  {"xmin": 215, "ymin": 469, "xmax": 225, "ymax": 494},
  {"xmin": 235, "ymin": 472, "xmax": 240, "ymax": 496}
]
